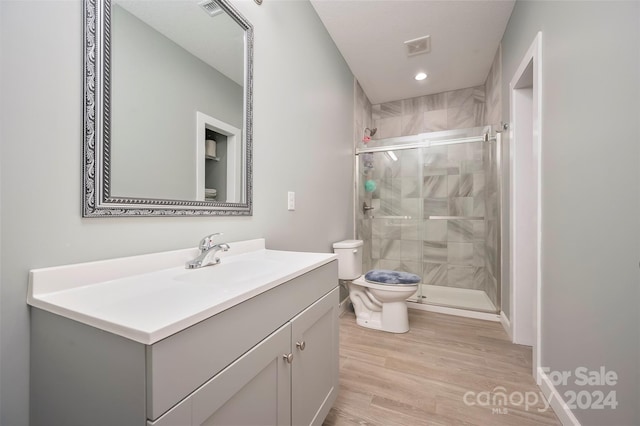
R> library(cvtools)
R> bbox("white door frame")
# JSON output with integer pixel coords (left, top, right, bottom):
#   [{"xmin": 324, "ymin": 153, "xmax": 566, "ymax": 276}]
[
  {"xmin": 509, "ymin": 32, "xmax": 542, "ymax": 379},
  {"xmin": 196, "ymin": 112, "xmax": 242, "ymax": 202}
]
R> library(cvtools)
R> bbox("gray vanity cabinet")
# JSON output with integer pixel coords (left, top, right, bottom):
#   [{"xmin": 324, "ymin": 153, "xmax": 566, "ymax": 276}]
[
  {"xmin": 31, "ymin": 261, "xmax": 339, "ymax": 426},
  {"xmin": 150, "ymin": 287, "xmax": 339, "ymax": 426}
]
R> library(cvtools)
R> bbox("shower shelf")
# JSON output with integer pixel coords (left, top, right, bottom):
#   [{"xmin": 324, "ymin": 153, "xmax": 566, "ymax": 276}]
[{"xmin": 428, "ymin": 216, "xmax": 484, "ymax": 220}]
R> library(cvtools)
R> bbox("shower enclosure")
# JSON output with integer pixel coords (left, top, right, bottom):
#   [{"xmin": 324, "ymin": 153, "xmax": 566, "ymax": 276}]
[{"xmin": 356, "ymin": 126, "xmax": 501, "ymax": 313}]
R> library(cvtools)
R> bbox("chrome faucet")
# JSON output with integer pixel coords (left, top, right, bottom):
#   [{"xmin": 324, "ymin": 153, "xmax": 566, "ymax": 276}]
[{"xmin": 185, "ymin": 233, "xmax": 230, "ymax": 269}]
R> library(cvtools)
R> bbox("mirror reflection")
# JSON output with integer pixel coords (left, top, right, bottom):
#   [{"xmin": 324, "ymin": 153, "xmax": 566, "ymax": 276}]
[{"xmin": 111, "ymin": 0, "xmax": 245, "ymax": 203}]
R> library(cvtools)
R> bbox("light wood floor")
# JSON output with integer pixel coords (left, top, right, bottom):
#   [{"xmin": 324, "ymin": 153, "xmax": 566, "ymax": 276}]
[{"xmin": 324, "ymin": 309, "xmax": 560, "ymax": 426}]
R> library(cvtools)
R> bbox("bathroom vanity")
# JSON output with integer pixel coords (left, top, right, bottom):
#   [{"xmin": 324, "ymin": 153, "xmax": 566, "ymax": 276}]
[{"xmin": 28, "ymin": 239, "xmax": 339, "ymax": 426}]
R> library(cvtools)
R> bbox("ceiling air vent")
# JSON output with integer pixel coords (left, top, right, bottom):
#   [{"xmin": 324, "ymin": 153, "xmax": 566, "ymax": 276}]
[
  {"xmin": 199, "ymin": 0, "xmax": 223, "ymax": 17},
  {"xmin": 404, "ymin": 35, "xmax": 431, "ymax": 57}
]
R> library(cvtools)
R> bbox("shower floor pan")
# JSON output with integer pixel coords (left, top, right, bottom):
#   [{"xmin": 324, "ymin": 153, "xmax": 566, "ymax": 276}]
[{"xmin": 411, "ymin": 284, "xmax": 496, "ymax": 313}]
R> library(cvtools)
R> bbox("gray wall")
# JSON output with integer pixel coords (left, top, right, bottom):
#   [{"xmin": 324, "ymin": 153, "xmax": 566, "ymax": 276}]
[
  {"xmin": 0, "ymin": 1, "xmax": 354, "ymax": 424},
  {"xmin": 111, "ymin": 5, "xmax": 243, "ymax": 200},
  {"xmin": 501, "ymin": 1, "xmax": 640, "ymax": 424}
]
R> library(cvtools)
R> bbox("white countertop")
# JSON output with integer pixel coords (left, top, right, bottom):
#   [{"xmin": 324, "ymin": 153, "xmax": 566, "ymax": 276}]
[{"xmin": 28, "ymin": 239, "xmax": 337, "ymax": 344}]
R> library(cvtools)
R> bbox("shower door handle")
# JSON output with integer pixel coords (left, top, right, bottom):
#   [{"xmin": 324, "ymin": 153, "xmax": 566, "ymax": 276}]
[{"xmin": 363, "ymin": 202, "xmax": 374, "ymax": 215}]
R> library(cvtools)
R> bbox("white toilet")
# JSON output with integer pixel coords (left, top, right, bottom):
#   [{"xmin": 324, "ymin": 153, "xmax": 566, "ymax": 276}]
[{"xmin": 333, "ymin": 240, "xmax": 419, "ymax": 333}]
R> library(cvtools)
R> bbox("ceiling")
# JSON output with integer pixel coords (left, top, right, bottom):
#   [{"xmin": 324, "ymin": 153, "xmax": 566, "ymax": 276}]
[{"xmin": 310, "ymin": 0, "xmax": 515, "ymax": 104}]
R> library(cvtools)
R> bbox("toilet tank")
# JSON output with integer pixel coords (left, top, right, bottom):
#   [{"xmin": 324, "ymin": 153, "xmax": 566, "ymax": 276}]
[{"xmin": 332, "ymin": 240, "xmax": 363, "ymax": 280}]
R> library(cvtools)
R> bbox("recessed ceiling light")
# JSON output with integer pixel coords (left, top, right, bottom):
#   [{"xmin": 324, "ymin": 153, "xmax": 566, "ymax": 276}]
[{"xmin": 415, "ymin": 72, "xmax": 427, "ymax": 81}]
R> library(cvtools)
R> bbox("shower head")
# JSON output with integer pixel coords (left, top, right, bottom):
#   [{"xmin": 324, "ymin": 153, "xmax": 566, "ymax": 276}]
[{"xmin": 362, "ymin": 127, "xmax": 377, "ymax": 144}]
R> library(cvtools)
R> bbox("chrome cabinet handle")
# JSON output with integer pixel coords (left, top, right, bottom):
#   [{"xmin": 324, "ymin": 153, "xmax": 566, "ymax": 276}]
[
  {"xmin": 296, "ymin": 341, "xmax": 306, "ymax": 351},
  {"xmin": 283, "ymin": 353, "xmax": 293, "ymax": 364}
]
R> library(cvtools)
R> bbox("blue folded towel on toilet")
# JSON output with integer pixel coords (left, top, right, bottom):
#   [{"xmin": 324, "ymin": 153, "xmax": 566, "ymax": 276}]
[{"xmin": 364, "ymin": 269, "xmax": 421, "ymax": 285}]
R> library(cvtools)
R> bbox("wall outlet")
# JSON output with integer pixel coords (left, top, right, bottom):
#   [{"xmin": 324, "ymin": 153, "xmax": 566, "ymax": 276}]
[{"xmin": 287, "ymin": 191, "xmax": 295, "ymax": 211}]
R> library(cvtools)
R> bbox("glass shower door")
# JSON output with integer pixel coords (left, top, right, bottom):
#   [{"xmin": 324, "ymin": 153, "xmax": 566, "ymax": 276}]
[
  {"xmin": 356, "ymin": 126, "xmax": 500, "ymax": 313},
  {"xmin": 356, "ymin": 149, "xmax": 422, "ymax": 301},
  {"xmin": 420, "ymin": 141, "xmax": 497, "ymax": 312}
]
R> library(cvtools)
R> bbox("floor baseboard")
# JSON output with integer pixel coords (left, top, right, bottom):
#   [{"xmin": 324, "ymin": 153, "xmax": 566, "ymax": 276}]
[
  {"xmin": 407, "ymin": 301, "xmax": 500, "ymax": 322},
  {"xmin": 537, "ymin": 367, "xmax": 581, "ymax": 425}
]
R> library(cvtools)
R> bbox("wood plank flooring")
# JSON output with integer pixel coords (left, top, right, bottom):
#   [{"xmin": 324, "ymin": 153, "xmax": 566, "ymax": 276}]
[{"xmin": 323, "ymin": 309, "xmax": 560, "ymax": 426}]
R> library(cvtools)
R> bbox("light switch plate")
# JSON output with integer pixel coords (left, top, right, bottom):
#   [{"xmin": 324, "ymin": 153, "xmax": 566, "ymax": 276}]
[{"xmin": 287, "ymin": 191, "xmax": 295, "ymax": 211}]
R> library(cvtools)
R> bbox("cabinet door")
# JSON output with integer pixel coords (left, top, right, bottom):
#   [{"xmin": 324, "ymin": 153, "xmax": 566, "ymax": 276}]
[
  {"xmin": 149, "ymin": 322, "xmax": 292, "ymax": 426},
  {"xmin": 291, "ymin": 287, "xmax": 340, "ymax": 426},
  {"xmin": 192, "ymin": 321, "xmax": 292, "ymax": 426}
]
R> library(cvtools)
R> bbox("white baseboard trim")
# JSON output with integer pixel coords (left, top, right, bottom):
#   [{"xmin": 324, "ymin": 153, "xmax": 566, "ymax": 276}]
[
  {"xmin": 407, "ymin": 301, "xmax": 500, "ymax": 322},
  {"xmin": 338, "ymin": 296, "xmax": 351, "ymax": 317},
  {"xmin": 537, "ymin": 367, "xmax": 581, "ymax": 426},
  {"xmin": 500, "ymin": 311, "xmax": 512, "ymax": 339}
]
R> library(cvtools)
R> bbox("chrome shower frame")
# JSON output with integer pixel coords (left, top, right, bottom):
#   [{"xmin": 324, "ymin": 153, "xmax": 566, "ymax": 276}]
[{"xmin": 354, "ymin": 126, "xmax": 503, "ymax": 314}]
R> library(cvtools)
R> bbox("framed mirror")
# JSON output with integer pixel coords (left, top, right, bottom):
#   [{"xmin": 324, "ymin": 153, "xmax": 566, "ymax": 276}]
[{"xmin": 83, "ymin": 0, "xmax": 253, "ymax": 216}]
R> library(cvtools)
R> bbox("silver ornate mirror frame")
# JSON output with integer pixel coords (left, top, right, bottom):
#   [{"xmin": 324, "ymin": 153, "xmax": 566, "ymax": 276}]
[{"xmin": 83, "ymin": 0, "xmax": 253, "ymax": 217}]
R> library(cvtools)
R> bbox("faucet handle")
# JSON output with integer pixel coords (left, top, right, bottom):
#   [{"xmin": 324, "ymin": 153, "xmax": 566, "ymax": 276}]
[{"xmin": 199, "ymin": 233, "xmax": 223, "ymax": 251}]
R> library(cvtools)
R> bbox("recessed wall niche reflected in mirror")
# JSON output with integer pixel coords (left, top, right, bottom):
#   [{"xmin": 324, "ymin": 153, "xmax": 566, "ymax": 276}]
[{"xmin": 83, "ymin": 0, "xmax": 253, "ymax": 216}]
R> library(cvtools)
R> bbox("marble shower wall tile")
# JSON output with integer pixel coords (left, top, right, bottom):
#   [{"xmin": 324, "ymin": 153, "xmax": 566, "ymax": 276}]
[
  {"xmin": 371, "ymin": 85, "xmax": 487, "ymax": 139},
  {"xmin": 402, "ymin": 114, "xmax": 424, "ymax": 136},
  {"xmin": 423, "ymin": 220, "xmax": 447, "ymax": 241},
  {"xmin": 374, "ymin": 116, "xmax": 402, "ymax": 139},
  {"xmin": 423, "ymin": 241, "xmax": 448, "ymax": 263},
  {"xmin": 459, "ymin": 174, "xmax": 473, "ymax": 197},
  {"xmin": 472, "ymin": 267, "xmax": 486, "ymax": 290},
  {"xmin": 401, "ymin": 220, "xmax": 420, "ymax": 241},
  {"xmin": 401, "ymin": 178, "xmax": 420, "ymax": 198},
  {"xmin": 448, "ymin": 220, "xmax": 473, "ymax": 242},
  {"xmin": 423, "ymin": 110, "xmax": 448, "ymax": 133},
  {"xmin": 448, "ymin": 242, "xmax": 474, "ymax": 266},
  {"xmin": 424, "ymin": 93, "xmax": 446, "ymax": 111},
  {"xmin": 447, "ymin": 175, "xmax": 460, "ymax": 197},
  {"xmin": 424, "ymin": 175, "xmax": 447, "ymax": 198},
  {"xmin": 372, "ymin": 219, "xmax": 401, "ymax": 239},
  {"xmin": 402, "ymin": 97, "xmax": 426, "ymax": 115},
  {"xmin": 447, "ymin": 107, "xmax": 478, "ymax": 130},
  {"xmin": 375, "ymin": 259, "xmax": 401, "ymax": 272},
  {"xmin": 371, "ymin": 238, "xmax": 381, "ymax": 260},
  {"xmin": 380, "ymin": 239, "xmax": 402, "ymax": 260},
  {"xmin": 473, "ymin": 221, "xmax": 485, "ymax": 241},
  {"xmin": 423, "ymin": 198, "xmax": 448, "ymax": 216},
  {"xmin": 401, "ymin": 261, "xmax": 423, "ymax": 277},
  {"xmin": 450, "ymin": 197, "xmax": 474, "ymax": 217},
  {"xmin": 354, "ymin": 80, "xmax": 373, "ymax": 147},
  {"xmin": 473, "ymin": 242, "xmax": 485, "ymax": 267},
  {"xmin": 447, "ymin": 265, "xmax": 474, "ymax": 289},
  {"xmin": 372, "ymin": 101, "xmax": 402, "ymax": 120},
  {"xmin": 424, "ymin": 262, "xmax": 447, "ymax": 285},
  {"xmin": 485, "ymin": 46, "xmax": 502, "ymax": 128},
  {"xmin": 482, "ymin": 48, "xmax": 502, "ymax": 309},
  {"xmin": 401, "ymin": 240, "xmax": 421, "ymax": 262}
]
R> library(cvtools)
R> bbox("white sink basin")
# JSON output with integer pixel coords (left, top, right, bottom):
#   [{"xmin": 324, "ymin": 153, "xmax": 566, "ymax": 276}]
[
  {"xmin": 172, "ymin": 257, "xmax": 283, "ymax": 286},
  {"xmin": 28, "ymin": 239, "xmax": 337, "ymax": 344}
]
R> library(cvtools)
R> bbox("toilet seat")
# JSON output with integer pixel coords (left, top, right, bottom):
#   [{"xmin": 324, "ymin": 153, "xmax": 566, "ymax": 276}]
[{"xmin": 353, "ymin": 276, "xmax": 418, "ymax": 291}]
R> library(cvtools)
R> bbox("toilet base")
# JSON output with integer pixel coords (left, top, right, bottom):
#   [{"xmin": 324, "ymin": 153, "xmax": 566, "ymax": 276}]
[{"xmin": 351, "ymin": 300, "xmax": 410, "ymax": 334}]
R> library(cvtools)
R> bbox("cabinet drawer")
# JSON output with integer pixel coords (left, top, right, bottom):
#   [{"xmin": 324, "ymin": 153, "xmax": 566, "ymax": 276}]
[{"xmin": 146, "ymin": 261, "xmax": 338, "ymax": 420}]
